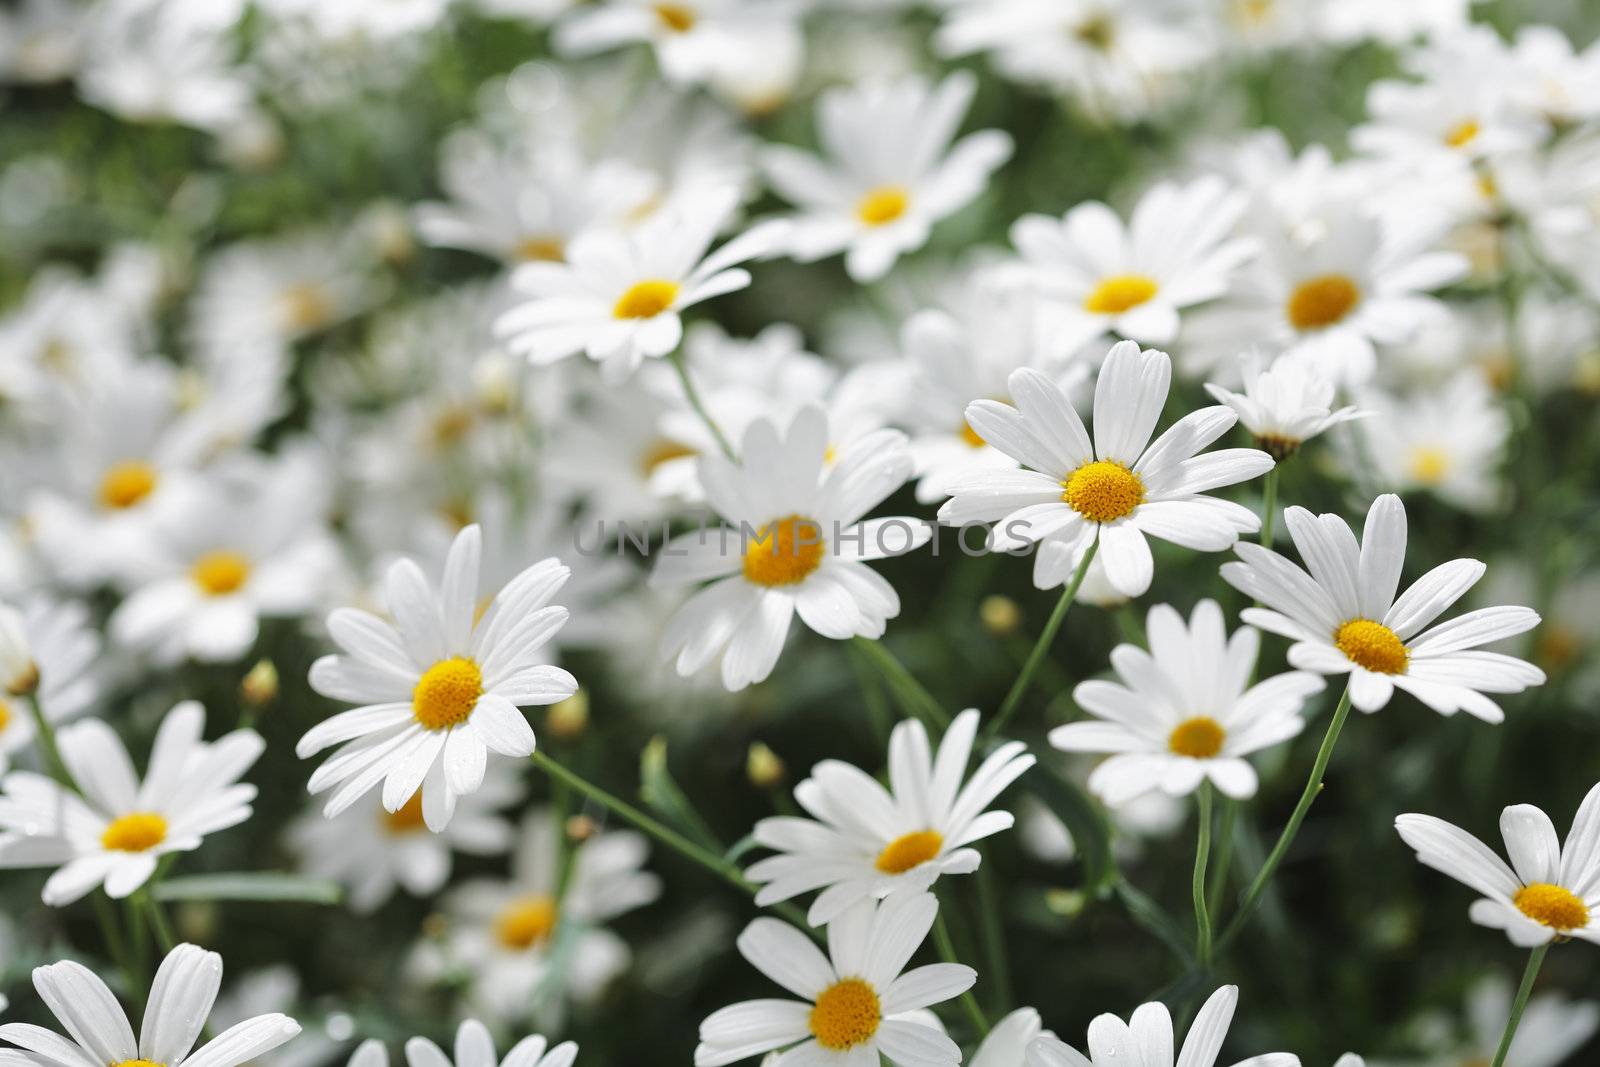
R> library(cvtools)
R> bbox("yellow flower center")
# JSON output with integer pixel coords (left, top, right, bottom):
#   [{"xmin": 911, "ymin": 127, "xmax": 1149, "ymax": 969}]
[
  {"xmin": 959, "ymin": 418, "xmax": 985, "ymax": 448},
  {"xmin": 1233, "ymin": 0, "xmax": 1274, "ymax": 24},
  {"xmin": 515, "ymin": 235, "xmax": 565, "ymax": 262},
  {"xmin": 1286, "ymin": 274, "xmax": 1360, "ymax": 331},
  {"xmin": 101, "ymin": 812, "xmax": 168, "ymax": 853},
  {"xmin": 742, "ymin": 515, "xmax": 825, "ymax": 587},
  {"xmin": 412, "ymin": 657, "xmax": 483, "ymax": 731},
  {"xmin": 99, "ymin": 460, "xmax": 158, "ymax": 510},
  {"xmin": 809, "ymin": 978, "xmax": 882, "ymax": 1051},
  {"xmin": 382, "ymin": 793, "xmax": 427, "ymax": 834},
  {"xmin": 432, "ymin": 405, "xmax": 475, "ymax": 446},
  {"xmin": 1061, "ymin": 460, "xmax": 1144, "ymax": 523},
  {"xmin": 613, "ymin": 279, "xmax": 680, "ymax": 320},
  {"xmin": 1445, "ymin": 119, "xmax": 1481, "ymax": 148},
  {"xmin": 1168, "ymin": 716, "xmax": 1226, "ymax": 758},
  {"xmin": 1083, "ymin": 274, "xmax": 1157, "ymax": 314},
  {"xmin": 191, "ymin": 551, "xmax": 252, "ymax": 596},
  {"xmin": 115, "ymin": 1060, "xmax": 166, "ymax": 1067},
  {"xmin": 0, "ymin": 699, "xmax": 9, "ymax": 734},
  {"xmin": 281, "ymin": 282, "xmax": 333, "ymax": 332},
  {"xmin": 653, "ymin": 2, "xmax": 696, "ymax": 32},
  {"xmin": 494, "ymin": 894, "xmax": 558, "ymax": 950},
  {"xmin": 874, "ymin": 830, "xmax": 944, "ymax": 874},
  {"xmin": 1513, "ymin": 882, "xmax": 1588, "ymax": 931},
  {"xmin": 1408, "ymin": 446, "xmax": 1450, "ymax": 485},
  {"xmin": 1334, "ymin": 619, "xmax": 1409, "ymax": 674},
  {"xmin": 1074, "ymin": 14, "xmax": 1116, "ymax": 50},
  {"xmin": 856, "ymin": 185, "xmax": 910, "ymax": 227},
  {"xmin": 640, "ymin": 439, "xmax": 697, "ymax": 476},
  {"xmin": 1537, "ymin": 626, "xmax": 1580, "ymax": 669}
]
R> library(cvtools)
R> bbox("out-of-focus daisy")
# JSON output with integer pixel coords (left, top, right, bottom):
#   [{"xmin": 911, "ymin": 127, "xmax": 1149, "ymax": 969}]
[
  {"xmin": 210, "ymin": 967, "xmax": 346, "ymax": 1067},
  {"xmin": 0, "ymin": 598, "xmax": 100, "ymax": 774},
  {"xmin": 0, "ymin": 701, "xmax": 262, "ymax": 906},
  {"xmin": 1395, "ymin": 781, "xmax": 1600, "ymax": 947},
  {"xmin": 938, "ymin": 342, "xmax": 1273, "ymax": 596},
  {"xmin": 649, "ymin": 406, "xmax": 930, "ymax": 691},
  {"xmin": 695, "ymin": 892, "xmax": 974, "ymax": 1066},
  {"xmin": 297, "ymin": 524, "xmax": 578, "ymax": 831},
  {"xmin": 1051, "ymin": 600, "xmax": 1324, "ymax": 805},
  {"xmin": 1008, "ymin": 177, "xmax": 1253, "ymax": 349},
  {"xmin": 405, "ymin": 1019, "xmax": 577, "ymax": 1067},
  {"xmin": 1221, "ymin": 494, "xmax": 1545, "ymax": 717},
  {"xmin": 496, "ymin": 186, "xmax": 788, "ymax": 381},
  {"xmin": 1026, "ymin": 985, "xmax": 1297, "ymax": 1067},
  {"xmin": 554, "ymin": 0, "xmax": 801, "ymax": 87},
  {"xmin": 254, "ymin": 0, "xmax": 453, "ymax": 41},
  {"xmin": 1347, "ymin": 373, "xmax": 1510, "ymax": 512},
  {"xmin": 971, "ymin": 1008, "xmax": 1048, "ymax": 1067},
  {"xmin": 747, "ymin": 708, "xmax": 1034, "ymax": 924},
  {"xmin": 1416, "ymin": 974, "xmax": 1599, "ymax": 1067},
  {"xmin": 0, "ymin": 944, "xmax": 300, "ymax": 1067},
  {"xmin": 762, "ymin": 71, "xmax": 1012, "ymax": 283},
  {"xmin": 0, "ymin": 0, "xmax": 87, "ymax": 84},
  {"xmin": 1203, "ymin": 355, "xmax": 1367, "ymax": 461}
]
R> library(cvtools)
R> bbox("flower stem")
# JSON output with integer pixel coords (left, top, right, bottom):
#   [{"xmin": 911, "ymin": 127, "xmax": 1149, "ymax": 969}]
[
  {"xmin": 932, "ymin": 904, "xmax": 989, "ymax": 1037},
  {"xmin": 1491, "ymin": 944, "xmax": 1549, "ymax": 1067},
  {"xmin": 988, "ymin": 540, "xmax": 1099, "ymax": 740},
  {"xmin": 1206, "ymin": 797, "xmax": 1237, "ymax": 914},
  {"xmin": 140, "ymin": 890, "xmax": 178, "ymax": 953},
  {"xmin": 1217, "ymin": 683, "xmax": 1353, "ymax": 953},
  {"xmin": 23, "ymin": 692, "xmax": 73, "ymax": 788},
  {"xmin": 1259, "ymin": 466, "xmax": 1280, "ymax": 548},
  {"xmin": 1193, "ymin": 784, "xmax": 1214, "ymax": 966},
  {"xmin": 850, "ymin": 637, "xmax": 948, "ymax": 731},
  {"xmin": 974, "ymin": 862, "xmax": 1011, "ymax": 1012},
  {"xmin": 668, "ymin": 349, "xmax": 735, "ymax": 460}
]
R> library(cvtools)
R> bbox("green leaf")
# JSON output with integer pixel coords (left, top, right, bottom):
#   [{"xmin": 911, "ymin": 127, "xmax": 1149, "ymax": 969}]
[
  {"xmin": 1114, "ymin": 879, "xmax": 1195, "ymax": 966},
  {"xmin": 1017, "ymin": 742, "xmax": 1116, "ymax": 894},
  {"xmin": 153, "ymin": 874, "xmax": 343, "ymax": 905},
  {"xmin": 639, "ymin": 736, "xmax": 725, "ymax": 854}
]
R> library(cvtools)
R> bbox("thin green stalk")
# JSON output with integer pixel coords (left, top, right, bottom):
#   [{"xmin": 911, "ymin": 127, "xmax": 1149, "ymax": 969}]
[
  {"xmin": 1192, "ymin": 784, "xmax": 1214, "ymax": 965},
  {"xmin": 931, "ymin": 906, "xmax": 989, "ymax": 1036},
  {"xmin": 1259, "ymin": 467, "xmax": 1280, "ymax": 548},
  {"xmin": 974, "ymin": 863, "xmax": 1011, "ymax": 1012},
  {"xmin": 1491, "ymin": 945, "xmax": 1549, "ymax": 1067},
  {"xmin": 668, "ymin": 350, "xmax": 735, "ymax": 460},
  {"xmin": 1217, "ymin": 684, "xmax": 1354, "ymax": 953},
  {"xmin": 850, "ymin": 637, "xmax": 948, "ymax": 731},
  {"xmin": 846, "ymin": 642, "xmax": 895, "ymax": 745},
  {"xmin": 1206, "ymin": 798, "xmax": 1238, "ymax": 914},
  {"xmin": 91, "ymin": 891, "xmax": 136, "ymax": 990},
  {"xmin": 141, "ymin": 892, "xmax": 177, "ymax": 953},
  {"xmin": 23, "ymin": 692, "xmax": 72, "ymax": 787},
  {"xmin": 988, "ymin": 541, "xmax": 1098, "ymax": 739}
]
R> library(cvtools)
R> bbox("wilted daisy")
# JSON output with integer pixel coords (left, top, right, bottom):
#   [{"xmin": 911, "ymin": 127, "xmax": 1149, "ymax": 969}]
[
  {"xmin": 763, "ymin": 71, "xmax": 1013, "ymax": 282},
  {"xmin": 650, "ymin": 406, "xmax": 930, "ymax": 691},
  {"xmin": 0, "ymin": 944, "xmax": 300, "ymax": 1067},
  {"xmin": 1025, "ymin": 985, "xmax": 1297, "ymax": 1067},
  {"xmin": 0, "ymin": 701, "xmax": 261, "ymax": 905},
  {"xmin": 1395, "ymin": 781, "xmax": 1600, "ymax": 947},
  {"xmin": 1050, "ymin": 600, "xmax": 1324, "ymax": 805},
  {"xmin": 0, "ymin": 598, "xmax": 100, "ymax": 774},
  {"xmin": 404, "ymin": 1019, "xmax": 577, "ymax": 1067},
  {"xmin": 297, "ymin": 524, "xmax": 578, "ymax": 831},
  {"xmin": 695, "ymin": 892, "xmax": 974, "ymax": 1066},
  {"xmin": 496, "ymin": 186, "xmax": 788, "ymax": 381},
  {"xmin": 1221, "ymin": 494, "xmax": 1545, "ymax": 717},
  {"xmin": 747, "ymin": 708, "xmax": 1035, "ymax": 924},
  {"xmin": 1203, "ymin": 355, "xmax": 1367, "ymax": 461},
  {"xmin": 938, "ymin": 342, "xmax": 1273, "ymax": 596}
]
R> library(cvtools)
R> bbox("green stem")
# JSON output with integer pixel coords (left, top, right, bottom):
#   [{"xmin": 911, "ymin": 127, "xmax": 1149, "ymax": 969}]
[
  {"xmin": 24, "ymin": 692, "xmax": 73, "ymax": 788},
  {"xmin": 846, "ymin": 642, "xmax": 895, "ymax": 745},
  {"xmin": 1490, "ymin": 945, "xmax": 1549, "ymax": 1067},
  {"xmin": 974, "ymin": 863, "xmax": 1011, "ymax": 1012},
  {"xmin": 1206, "ymin": 798, "xmax": 1238, "ymax": 914},
  {"xmin": 1193, "ymin": 784, "xmax": 1214, "ymax": 965},
  {"xmin": 931, "ymin": 905, "xmax": 989, "ymax": 1036},
  {"xmin": 988, "ymin": 541, "xmax": 1098, "ymax": 739},
  {"xmin": 1259, "ymin": 466, "xmax": 1280, "ymax": 548},
  {"xmin": 850, "ymin": 637, "xmax": 948, "ymax": 731},
  {"xmin": 1217, "ymin": 683, "xmax": 1353, "ymax": 953},
  {"xmin": 668, "ymin": 350, "xmax": 735, "ymax": 460},
  {"xmin": 141, "ymin": 892, "xmax": 177, "ymax": 953}
]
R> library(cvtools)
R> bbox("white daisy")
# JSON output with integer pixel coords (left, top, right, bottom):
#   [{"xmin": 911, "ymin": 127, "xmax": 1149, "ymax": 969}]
[
  {"xmin": 747, "ymin": 707, "xmax": 1035, "ymax": 925},
  {"xmin": 1203, "ymin": 355, "xmax": 1367, "ymax": 461},
  {"xmin": 1395, "ymin": 780, "xmax": 1600, "ymax": 947},
  {"xmin": 972, "ymin": 1008, "xmax": 1049, "ymax": 1067},
  {"xmin": 0, "ymin": 598, "xmax": 100, "ymax": 775},
  {"xmin": 0, "ymin": 602, "xmax": 33, "ymax": 697},
  {"xmin": 406, "ymin": 1020, "xmax": 577, "ymax": 1067},
  {"xmin": 1220, "ymin": 493, "xmax": 1545, "ymax": 717},
  {"xmin": 1050, "ymin": 600, "xmax": 1325, "ymax": 805},
  {"xmin": 1346, "ymin": 373, "xmax": 1510, "ymax": 513},
  {"xmin": 1434, "ymin": 974, "xmax": 1600, "ymax": 1067},
  {"xmin": 1024, "ymin": 985, "xmax": 1298, "ymax": 1067},
  {"xmin": 0, "ymin": 944, "xmax": 300, "ymax": 1067},
  {"xmin": 938, "ymin": 341, "xmax": 1274, "ymax": 597},
  {"xmin": 1007, "ymin": 177, "xmax": 1254, "ymax": 350},
  {"xmin": 695, "ymin": 891, "xmax": 975, "ymax": 1066},
  {"xmin": 496, "ymin": 185, "xmax": 787, "ymax": 381},
  {"xmin": 649, "ymin": 406, "xmax": 931, "ymax": 691},
  {"xmin": 0, "ymin": 700, "xmax": 262, "ymax": 906},
  {"xmin": 553, "ymin": 0, "xmax": 801, "ymax": 87},
  {"xmin": 297, "ymin": 523, "xmax": 578, "ymax": 831},
  {"xmin": 762, "ymin": 71, "xmax": 1012, "ymax": 283}
]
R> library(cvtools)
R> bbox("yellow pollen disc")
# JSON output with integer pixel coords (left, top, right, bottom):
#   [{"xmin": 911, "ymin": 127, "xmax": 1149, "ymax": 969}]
[
  {"xmin": 1334, "ymin": 619, "xmax": 1409, "ymax": 674},
  {"xmin": 1513, "ymin": 882, "xmax": 1588, "ymax": 931},
  {"xmin": 0, "ymin": 699, "xmax": 9, "ymax": 733},
  {"xmin": 1408, "ymin": 446, "xmax": 1450, "ymax": 485},
  {"xmin": 653, "ymin": 2, "xmax": 696, "ymax": 32},
  {"xmin": 959, "ymin": 418, "xmax": 985, "ymax": 448},
  {"xmin": 114, "ymin": 1060, "xmax": 166, "ymax": 1067},
  {"xmin": 809, "ymin": 978, "xmax": 882, "ymax": 1050},
  {"xmin": 515, "ymin": 235, "xmax": 565, "ymax": 262},
  {"xmin": 742, "ymin": 515, "xmax": 825, "ymax": 587},
  {"xmin": 281, "ymin": 282, "xmax": 333, "ymax": 332},
  {"xmin": 101, "ymin": 812, "xmax": 168, "ymax": 852},
  {"xmin": 875, "ymin": 829, "xmax": 944, "ymax": 874},
  {"xmin": 1537, "ymin": 626, "xmax": 1580, "ymax": 669},
  {"xmin": 432, "ymin": 406, "xmax": 475, "ymax": 446},
  {"xmin": 1286, "ymin": 274, "xmax": 1360, "ymax": 331},
  {"xmin": 640, "ymin": 439, "xmax": 697, "ymax": 476},
  {"xmin": 613, "ymin": 278, "xmax": 680, "ymax": 320},
  {"xmin": 412, "ymin": 657, "xmax": 483, "ymax": 731},
  {"xmin": 495, "ymin": 894, "xmax": 558, "ymax": 950},
  {"xmin": 1234, "ymin": 0, "xmax": 1274, "ymax": 24},
  {"xmin": 1061, "ymin": 460, "xmax": 1144, "ymax": 523},
  {"xmin": 856, "ymin": 185, "xmax": 910, "ymax": 227},
  {"xmin": 1074, "ymin": 14, "xmax": 1116, "ymax": 50},
  {"xmin": 1445, "ymin": 119, "xmax": 1481, "ymax": 148},
  {"xmin": 382, "ymin": 793, "xmax": 427, "ymax": 834},
  {"xmin": 1083, "ymin": 274, "xmax": 1157, "ymax": 314},
  {"xmin": 99, "ymin": 460, "xmax": 158, "ymax": 510},
  {"xmin": 191, "ymin": 551, "xmax": 252, "ymax": 597},
  {"xmin": 1168, "ymin": 716, "xmax": 1226, "ymax": 759}
]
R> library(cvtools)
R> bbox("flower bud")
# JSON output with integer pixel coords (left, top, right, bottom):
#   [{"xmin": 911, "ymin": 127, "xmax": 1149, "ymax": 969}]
[
  {"xmin": 978, "ymin": 595, "xmax": 1021, "ymax": 637},
  {"xmin": 746, "ymin": 742, "xmax": 785, "ymax": 789},
  {"xmin": 239, "ymin": 659, "xmax": 279, "ymax": 709},
  {"xmin": 547, "ymin": 691, "xmax": 588, "ymax": 739},
  {"xmin": 0, "ymin": 603, "xmax": 37, "ymax": 696}
]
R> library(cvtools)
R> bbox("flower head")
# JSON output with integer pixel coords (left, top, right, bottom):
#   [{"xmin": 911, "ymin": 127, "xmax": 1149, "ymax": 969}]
[
  {"xmin": 1025, "ymin": 985, "xmax": 1298, "ymax": 1067},
  {"xmin": 1203, "ymin": 354, "xmax": 1367, "ymax": 460}
]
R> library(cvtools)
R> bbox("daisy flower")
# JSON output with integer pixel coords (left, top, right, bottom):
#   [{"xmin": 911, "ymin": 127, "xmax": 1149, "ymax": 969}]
[
  {"xmin": 0, "ymin": 944, "xmax": 300, "ymax": 1067},
  {"xmin": 297, "ymin": 524, "xmax": 578, "ymax": 832},
  {"xmin": 1050, "ymin": 600, "xmax": 1325, "ymax": 806},
  {"xmin": 1007, "ymin": 177, "xmax": 1254, "ymax": 350},
  {"xmin": 762, "ymin": 71, "xmax": 1013, "ymax": 283},
  {"xmin": 1429, "ymin": 974, "xmax": 1599, "ymax": 1067},
  {"xmin": 0, "ymin": 700, "xmax": 262, "ymax": 906},
  {"xmin": 649, "ymin": 406, "xmax": 931, "ymax": 691},
  {"xmin": 0, "ymin": 598, "xmax": 100, "ymax": 775},
  {"xmin": 938, "ymin": 341, "xmax": 1274, "ymax": 597},
  {"xmin": 1346, "ymin": 373, "xmax": 1510, "ymax": 512},
  {"xmin": 972, "ymin": 1008, "xmax": 1048, "ymax": 1067},
  {"xmin": 1025, "ymin": 985, "xmax": 1298, "ymax": 1067},
  {"xmin": 1397, "ymin": 781, "xmax": 1600, "ymax": 947},
  {"xmin": 405, "ymin": 1020, "xmax": 577, "ymax": 1067},
  {"xmin": 1220, "ymin": 493, "xmax": 1545, "ymax": 717},
  {"xmin": 695, "ymin": 892, "xmax": 975, "ymax": 1066},
  {"xmin": 1203, "ymin": 355, "xmax": 1367, "ymax": 461},
  {"xmin": 747, "ymin": 707, "xmax": 1035, "ymax": 924},
  {"xmin": 496, "ymin": 186, "xmax": 789, "ymax": 381},
  {"xmin": 554, "ymin": 0, "xmax": 801, "ymax": 87}
]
